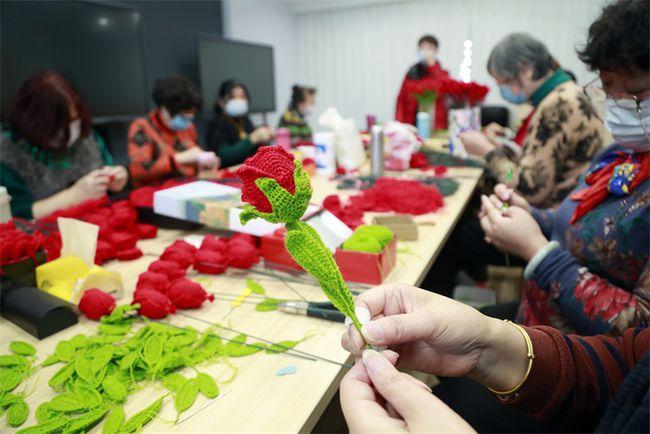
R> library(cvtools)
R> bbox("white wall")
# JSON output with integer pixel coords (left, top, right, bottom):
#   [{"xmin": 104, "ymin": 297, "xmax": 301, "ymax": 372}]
[
  {"xmin": 222, "ymin": 0, "xmax": 299, "ymax": 126},
  {"xmin": 224, "ymin": 0, "xmax": 607, "ymax": 128},
  {"xmin": 296, "ymin": 0, "xmax": 607, "ymax": 127}
]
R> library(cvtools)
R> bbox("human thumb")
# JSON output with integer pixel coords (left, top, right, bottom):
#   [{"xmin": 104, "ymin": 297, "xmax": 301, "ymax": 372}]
[
  {"xmin": 361, "ymin": 312, "xmax": 429, "ymax": 347},
  {"xmin": 362, "ymin": 349, "xmax": 433, "ymax": 422}
]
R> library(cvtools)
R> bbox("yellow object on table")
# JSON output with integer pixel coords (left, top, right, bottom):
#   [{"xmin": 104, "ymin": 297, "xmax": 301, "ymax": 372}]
[{"xmin": 36, "ymin": 256, "xmax": 122, "ymax": 303}]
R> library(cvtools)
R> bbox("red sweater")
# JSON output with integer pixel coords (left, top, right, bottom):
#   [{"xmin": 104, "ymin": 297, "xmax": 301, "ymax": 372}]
[
  {"xmin": 395, "ymin": 62, "xmax": 450, "ymax": 130},
  {"xmin": 501, "ymin": 326, "xmax": 648, "ymax": 432}
]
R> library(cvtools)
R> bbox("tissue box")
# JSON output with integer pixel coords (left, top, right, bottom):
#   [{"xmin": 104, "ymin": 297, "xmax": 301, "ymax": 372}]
[
  {"xmin": 262, "ymin": 230, "xmax": 397, "ymax": 285},
  {"xmin": 153, "ymin": 181, "xmax": 321, "ymax": 236}
]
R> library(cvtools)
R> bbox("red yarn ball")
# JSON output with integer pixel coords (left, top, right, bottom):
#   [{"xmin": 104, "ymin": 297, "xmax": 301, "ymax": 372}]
[
  {"xmin": 148, "ymin": 259, "xmax": 185, "ymax": 280},
  {"xmin": 136, "ymin": 271, "xmax": 170, "ymax": 293},
  {"xmin": 133, "ymin": 288, "xmax": 176, "ymax": 319},
  {"xmin": 78, "ymin": 288, "xmax": 116, "ymax": 320},
  {"xmin": 167, "ymin": 279, "xmax": 214, "ymax": 309}
]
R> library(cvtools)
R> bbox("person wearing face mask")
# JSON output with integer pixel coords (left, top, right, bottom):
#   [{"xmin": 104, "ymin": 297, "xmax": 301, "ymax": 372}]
[
  {"xmin": 277, "ymin": 85, "xmax": 316, "ymax": 147},
  {"xmin": 395, "ymin": 34, "xmax": 451, "ymax": 130},
  {"xmin": 476, "ymin": 0, "xmax": 649, "ymax": 336},
  {"xmin": 205, "ymin": 79, "xmax": 274, "ymax": 167},
  {"xmin": 127, "ymin": 75, "xmax": 219, "ymax": 187},
  {"xmin": 0, "ymin": 71, "xmax": 128, "ymax": 219},
  {"xmin": 460, "ymin": 33, "xmax": 605, "ymax": 208}
]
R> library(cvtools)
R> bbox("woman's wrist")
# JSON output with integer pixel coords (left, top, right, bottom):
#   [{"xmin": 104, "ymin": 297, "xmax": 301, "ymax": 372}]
[{"xmin": 470, "ymin": 317, "xmax": 529, "ymax": 391}]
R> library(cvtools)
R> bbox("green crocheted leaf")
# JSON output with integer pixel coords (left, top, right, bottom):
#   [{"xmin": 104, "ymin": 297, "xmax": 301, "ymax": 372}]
[
  {"xmin": 285, "ymin": 221, "xmax": 360, "ymax": 330},
  {"xmin": 239, "ymin": 205, "xmax": 281, "ymax": 225}
]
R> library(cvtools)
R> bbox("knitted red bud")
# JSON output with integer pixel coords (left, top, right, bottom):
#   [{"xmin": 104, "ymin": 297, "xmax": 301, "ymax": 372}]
[
  {"xmin": 148, "ymin": 259, "xmax": 185, "ymax": 280},
  {"xmin": 200, "ymin": 235, "xmax": 228, "ymax": 253},
  {"xmin": 116, "ymin": 247, "xmax": 143, "ymax": 261},
  {"xmin": 110, "ymin": 232, "xmax": 138, "ymax": 250},
  {"xmin": 94, "ymin": 240, "xmax": 116, "ymax": 265},
  {"xmin": 168, "ymin": 240, "xmax": 197, "ymax": 254},
  {"xmin": 136, "ymin": 223, "xmax": 158, "ymax": 239},
  {"xmin": 136, "ymin": 271, "xmax": 170, "ymax": 293},
  {"xmin": 133, "ymin": 288, "xmax": 176, "ymax": 319},
  {"xmin": 167, "ymin": 278, "xmax": 214, "ymax": 309},
  {"xmin": 78, "ymin": 288, "xmax": 116, "ymax": 320},
  {"xmin": 225, "ymin": 239, "xmax": 260, "ymax": 269},
  {"xmin": 160, "ymin": 248, "xmax": 194, "ymax": 270},
  {"xmin": 193, "ymin": 248, "xmax": 227, "ymax": 275}
]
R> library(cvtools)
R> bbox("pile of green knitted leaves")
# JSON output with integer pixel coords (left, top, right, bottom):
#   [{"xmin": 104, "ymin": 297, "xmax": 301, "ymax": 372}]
[
  {"xmin": 1, "ymin": 304, "xmax": 304, "ymax": 433},
  {"xmin": 341, "ymin": 225, "xmax": 394, "ymax": 254}
]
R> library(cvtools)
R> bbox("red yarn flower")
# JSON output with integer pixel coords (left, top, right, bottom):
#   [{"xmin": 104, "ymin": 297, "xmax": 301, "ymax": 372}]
[
  {"xmin": 237, "ymin": 146, "xmax": 297, "ymax": 213},
  {"xmin": 78, "ymin": 288, "xmax": 116, "ymax": 320},
  {"xmin": 133, "ymin": 288, "xmax": 176, "ymax": 319},
  {"xmin": 167, "ymin": 278, "xmax": 215, "ymax": 309},
  {"xmin": 148, "ymin": 259, "xmax": 185, "ymax": 280},
  {"xmin": 136, "ymin": 271, "xmax": 170, "ymax": 293},
  {"xmin": 225, "ymin": 238, "xmax": 260, "ymax": 269},
  {"xmin": 193, "ymin": 248, "xmax": 227, "ymax": 275}
]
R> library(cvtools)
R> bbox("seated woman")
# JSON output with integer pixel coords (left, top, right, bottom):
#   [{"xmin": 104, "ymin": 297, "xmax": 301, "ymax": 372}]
[
  {"xmin": 277, "ymin": 85, "xmax": 316, "ymax": 147},
  {"xmin": 128, "ymin": 75, "xmax": 218, "ymax": 187},
  {"xmin": 478, "ymin": 0, "xmax": 648, "ymax": 336},
  {"xmin": 340, "ymin": 284, "xmax": 648, "ymax": 433},
  {"xmin": 206, "ymin": 79, "xmax": 273, "ymax": 167},
  {"xmin": 460, "ymin": 33, "xmax": 605, "ymax": 208},
  {"xmin": 0, "ymin": 71, "xmax": 128, "ymax": 219}
]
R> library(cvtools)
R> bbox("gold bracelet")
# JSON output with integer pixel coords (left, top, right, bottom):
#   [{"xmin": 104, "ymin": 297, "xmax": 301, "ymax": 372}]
[{"xmin": 486, "ymin": 320, "xmax": 535, "ymax": 396}]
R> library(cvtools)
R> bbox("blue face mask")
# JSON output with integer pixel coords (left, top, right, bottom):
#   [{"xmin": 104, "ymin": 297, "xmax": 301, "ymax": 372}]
[
  {"xmin": 499, "ymin": 84, "xmax": 528, "ymax": 105},
  {"xmin": 168, "ymin": 114, "xmax": 193, "ymax": 131}
]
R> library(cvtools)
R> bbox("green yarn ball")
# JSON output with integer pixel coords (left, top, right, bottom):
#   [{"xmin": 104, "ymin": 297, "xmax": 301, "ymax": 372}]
[
  {"xmin": 342, "ymin": 234, "xmax": 383, "ymax": 253},
  {"xmin": 354, "ymin": 225, "xmax": 394, "ymax": 248}
]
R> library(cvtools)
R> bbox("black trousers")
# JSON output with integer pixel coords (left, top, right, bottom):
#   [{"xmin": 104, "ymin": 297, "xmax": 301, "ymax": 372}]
[{"xmin": 420, "ymin": 206, "xmax": 526, "ymax": 297}]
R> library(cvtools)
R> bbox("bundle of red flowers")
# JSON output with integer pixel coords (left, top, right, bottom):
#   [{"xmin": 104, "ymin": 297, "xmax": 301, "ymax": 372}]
[
  {"xmin": 323, "ymin": 178, "xmax": 445, "ymax": 229},
  {"xmin": 440, "ymin": 77, "xmax": 490, "ymax": 107},
  {"xmin": 0, "ymin": 221, "xmax": 45, "ymax": 265}
]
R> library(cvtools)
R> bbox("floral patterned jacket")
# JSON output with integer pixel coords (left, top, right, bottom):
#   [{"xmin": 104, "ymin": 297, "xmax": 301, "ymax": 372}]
[
  {"xmin": 486, "ymin": 78, "xmax": 605, "ymax": 209},
  {"xmin": 518, "ymin": 146, "xmax": 649, "ymax": 335}
]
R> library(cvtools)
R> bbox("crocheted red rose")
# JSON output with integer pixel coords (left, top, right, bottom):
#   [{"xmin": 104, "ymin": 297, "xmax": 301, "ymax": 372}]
[
  {"xmin": 133, "ymin": 288, "xmax": 176, "ymax": 319},
  {"xmin": 136, "ymin": 223, "xmax": 157, "ymax": 239},
  {"xmin": 236, "ymin": 146, "xmax": 297, "ymax": 213},
  {"xmin": 129, "ymin": 186, "xmax": 156, "ymax": 208},
  {"xmin": 78, "ymin": 288, "xmax": 116, "ymax": 320},
  {"xmin": 167, "ymin": 278, "xmax": 214, "ymax": 309},
  {"xmin": 226, "ymin": 238, "xmax": 260, "ymax": 269},
  {"xmin": 200, "ymin": 235, "xmax": 228, "ymax": 253},
  {"xmin": 148, "ymin": 259, "xmax": 185, "ymax": 280},
  {"xmin": 116, "ymin": 247, "xmax": 143, "ymax": 261},
  {"xmin": 230, "ymin": 233, "xmax": 257, "ymax": 246},
  {"xmin": 160, "ymin": 248, "xmax": 194, "ymax": 270},
  {"xmin": 95, "ymin": 240, "xmax": 116, "ymax": 265},
  {"xmin": 193, "ymin": 248, "xmax": 227, "ymax": 275},
  {"xmin": 168, "ymin": 239, "xmax": 197, "ymax": 254},
  {"xmin": 110, "ymin": 232, "xmax": 138, "ymax": 250},
  {"xmin": 136, "ymin": 271, "xmax": 170, "ymax": 293},
  {"xmin": 409, "ymin": 151, "xmax": 428, "ymax": 169}
]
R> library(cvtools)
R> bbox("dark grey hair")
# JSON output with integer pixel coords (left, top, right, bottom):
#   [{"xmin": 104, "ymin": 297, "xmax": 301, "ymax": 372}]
[{"xmin": 487, "ymin": 33, "xmax": 555, "ymax": 81}]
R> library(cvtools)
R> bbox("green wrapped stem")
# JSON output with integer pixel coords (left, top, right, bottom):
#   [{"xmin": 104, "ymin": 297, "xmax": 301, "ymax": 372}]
[{"xmin": 285, "ymin": 221, "xmax": 363, "ymax": 332}]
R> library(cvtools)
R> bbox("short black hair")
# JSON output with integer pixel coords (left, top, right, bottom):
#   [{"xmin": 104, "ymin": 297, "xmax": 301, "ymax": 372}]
[
  {"xmin": 577, "ymin": 0, "xmax": 649, "ymax": 72},
  {"xmin": 218, "ymin": 79, "xmax": 249, "ymax": 101},
  {"xmin": 289, "ymin": 84, "xmax": 316, "ymax": 110},
  {"xmin": 152, "ymin": 75, "xmax": 202, "ymax": 115},
  {"xmin": 418, "ymin": 34, "xmax": 439, "ymax": 49}
]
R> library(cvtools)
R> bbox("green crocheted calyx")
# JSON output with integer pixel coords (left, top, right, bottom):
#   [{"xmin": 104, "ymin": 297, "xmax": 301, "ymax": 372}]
[{"xmin": 240, "ymin": 160, "xmax": 313, "ymax": 225}]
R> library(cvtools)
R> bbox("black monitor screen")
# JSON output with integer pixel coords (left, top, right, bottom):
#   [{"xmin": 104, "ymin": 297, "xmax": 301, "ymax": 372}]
[
  {"xmin": 198, "ymin": 34, "xmax": 275, "ymax": 114},
  {"xmin": 1, "ymin": 0, "xmax": 148, "ymax": 120}
]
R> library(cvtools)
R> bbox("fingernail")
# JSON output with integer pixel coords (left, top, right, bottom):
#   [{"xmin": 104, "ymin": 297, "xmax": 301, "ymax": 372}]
[
  {"xmin": 361, "ymin": 321, "xmax": 384, "ymax": 343},
  {"xmin": 355, "ymin": 305, "xmax": 371, "ymax": 325},
  {"xmin": 344, "ymin": 316, "xmax": 352, "ymax": 327},
  {"xmin": 362, "ymin": 349, "xmax": 389, "ymax": 374}
]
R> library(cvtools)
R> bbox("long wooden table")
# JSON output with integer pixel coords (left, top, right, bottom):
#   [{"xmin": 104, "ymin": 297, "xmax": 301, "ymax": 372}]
[{"xmin": 0, "ymin": 165, "xmax": 482, "ymax": 433}]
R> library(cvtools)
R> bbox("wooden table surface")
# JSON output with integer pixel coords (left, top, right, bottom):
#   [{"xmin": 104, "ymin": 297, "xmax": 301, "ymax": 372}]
[{"xmin": 1, "ymin": 164, "xmax": 482, "ymax": 434}]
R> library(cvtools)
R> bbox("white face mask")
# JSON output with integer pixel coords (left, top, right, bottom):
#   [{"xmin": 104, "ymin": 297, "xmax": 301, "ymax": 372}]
[
  {"xmin": 418, "ymin": 48, "xmax": 436, "ymax": 64},
  {"xmin": 225, "ymin": 98, "xmax": 249, "ymax": 117},
  {"xmin": 67, "ymin": 119, "xmax": 82, "ymax": 148},
  {"xmin": 604, "ymin": 97, "xmax": 650, "ymax": 151}
]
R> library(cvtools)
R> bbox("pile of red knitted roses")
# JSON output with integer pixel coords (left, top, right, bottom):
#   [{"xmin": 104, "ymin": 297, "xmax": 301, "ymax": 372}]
[
  {"xmin": 37, "ymin": 196, "xmax": 157, "ymax": 264},
  {"xmin": 132, "ymin": 234, "xmax": 260, "ymax": 319},
  {"xmin": 0, "ymin": 221, "xmax": 45, "ymax": 266},
  {"xmin": 409, "ymin": 151, "xmax": 449, "ymax": 175},
  {"xmin": 323, "ymin": 178, "xmax": 444, "ymax": 229}
]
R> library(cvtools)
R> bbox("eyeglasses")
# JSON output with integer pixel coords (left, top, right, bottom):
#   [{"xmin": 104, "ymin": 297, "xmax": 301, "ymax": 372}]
[{"xmin": 584, "ymin": 77, "xmax": 649, "ymax": 137}]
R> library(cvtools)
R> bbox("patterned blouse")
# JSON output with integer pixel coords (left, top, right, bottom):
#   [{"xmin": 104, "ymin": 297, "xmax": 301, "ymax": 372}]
[
  {"xmin": 518, "ymin": 146, "xmax": 649, "ymax": 335},
  {"xmin": 486, "ymin": 70, "xmax": 605, "ymax": 208}
]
